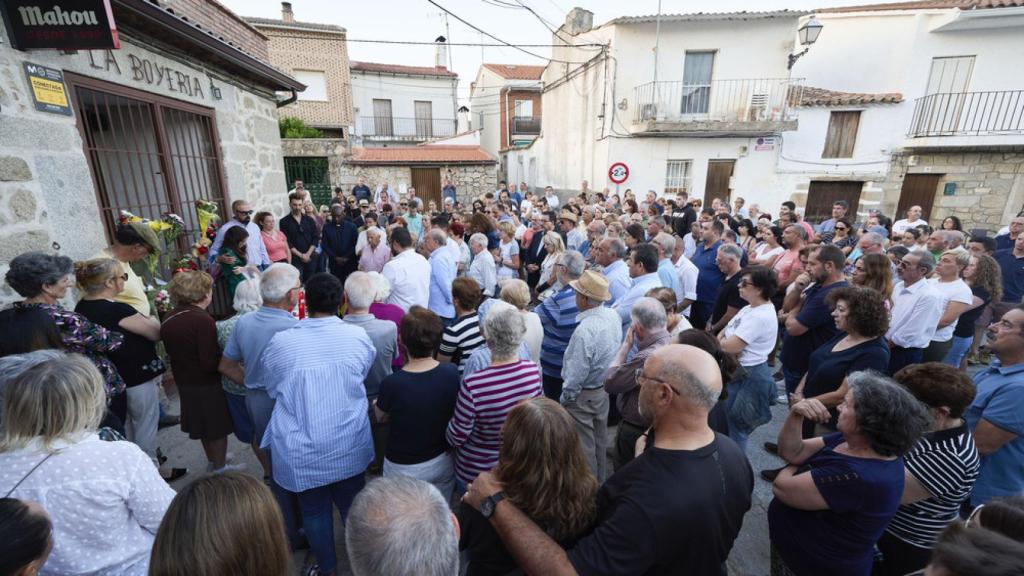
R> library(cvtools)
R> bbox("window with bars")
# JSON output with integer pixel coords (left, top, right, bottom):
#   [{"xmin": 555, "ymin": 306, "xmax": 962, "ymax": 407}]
[
  {"xmin": 822, "ymin": 111, "xmax": 861, "ymax": 158},
  {"xmin": 665, "ymin": 160, "xmax": 693, "ymax": 195}
]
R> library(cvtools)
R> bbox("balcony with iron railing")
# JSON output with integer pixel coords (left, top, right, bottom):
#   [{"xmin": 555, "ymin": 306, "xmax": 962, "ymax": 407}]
[
  {"xmin": 907, "ymin": 90, "xmax": 1024, "ymax": 145},
  {"xmin": 512, "ymin": 116, "xmax": 541, "ymax": 135},
  {"xmin": 358, "ymin": 116, "xmax": 457, "ymax": 141},
  {"xmin": 631, "ymin": 78, "xmax": 802, "ymax": 136}
]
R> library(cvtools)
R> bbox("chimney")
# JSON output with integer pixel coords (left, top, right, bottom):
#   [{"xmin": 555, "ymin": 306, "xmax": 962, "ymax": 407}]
[
  {"xmin": 564, "ymin": 7, "xmax": 593, "ymax": 35},
  {"xmin": 435, "ymin": 35, "xmax": 449, "ymax": 69},
  {"xmin": 281, "ymin": 2, "xmax": 294, "ymax": 23}
]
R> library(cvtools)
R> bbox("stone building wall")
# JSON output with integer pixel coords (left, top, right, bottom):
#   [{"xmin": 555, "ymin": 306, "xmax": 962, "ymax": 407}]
[
  {"xmin": 449, "ymin": 165, "xmax": 499, "ymax": 199},
  {"xmin": 281, "ymin": 138, "xmax": 349, "ymax": 194},
  {"xmin": 880, "ymin": 149, "xmax": 1024, "ymax": 233},
  {"xmin": 0, "ymin": 35, "xmax": 287, "ymax": 307}
]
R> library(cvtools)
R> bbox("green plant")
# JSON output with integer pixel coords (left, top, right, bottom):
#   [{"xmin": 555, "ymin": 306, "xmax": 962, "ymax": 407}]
[{"xmin": 279, "ymin": 116, "xmax": 324, "ymax": 138}]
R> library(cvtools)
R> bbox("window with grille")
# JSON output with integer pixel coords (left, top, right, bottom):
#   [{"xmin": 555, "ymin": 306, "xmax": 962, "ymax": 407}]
[
  {"xmin": 822, "ymin": 111, "xmax": 861, "ymax": 158},
  {"xmin": 665, "ymin": 160, "xmax": 693, "ymax": 195}
]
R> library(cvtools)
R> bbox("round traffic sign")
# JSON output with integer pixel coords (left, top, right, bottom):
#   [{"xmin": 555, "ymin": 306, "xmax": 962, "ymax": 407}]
[{"xmin": 608, "ymin": 162, "xmax": 629, "ymax": 184}]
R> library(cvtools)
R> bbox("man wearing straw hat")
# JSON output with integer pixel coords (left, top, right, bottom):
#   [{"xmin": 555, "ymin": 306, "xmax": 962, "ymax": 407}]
[
  {"xmin": 561, "ymin": 270, "xmax": 622, "ymax": 481},
  {"xmin": 96, "ymin": 222, "xmax": 161, "ymax": 317}
]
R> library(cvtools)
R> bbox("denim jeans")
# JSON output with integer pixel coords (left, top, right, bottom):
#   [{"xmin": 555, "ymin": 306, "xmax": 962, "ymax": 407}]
[
  {"xmin": 725, "ymin": 362, "xmax": 775, "ymax": 453},
  {"xmin": 296, "ymin": 473, "xmax": 366, "ymax": 574},
  {"xmin": 782, "ymin": 365, "xmax": 804, "ymax": 396},
  {"xmin": 943, "ymin": 335, "xmax": 974, "ymax": 367}
]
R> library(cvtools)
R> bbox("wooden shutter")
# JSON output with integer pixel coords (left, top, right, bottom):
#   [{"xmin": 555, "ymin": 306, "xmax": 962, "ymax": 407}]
[{"xmin": 822, "ymin": 111, "xmax": 861, "ymax": 158}]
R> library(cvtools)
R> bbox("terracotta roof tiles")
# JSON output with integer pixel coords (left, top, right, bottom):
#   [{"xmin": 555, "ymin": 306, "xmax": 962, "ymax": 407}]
[
  {"xmin": 797, "ymin": 86, "xmax": 904, "ymax": 106},
  {"xmin": 817, "ymin": 0, "xmax": 1024, "ymax": 14},
  {"xmin": 481, "ymin": 63, "xmax": 546, "ymax": 80},
  {"xmin": 349, "ymin": 146, "xmax": 496, "ymax": 165},
  {"xmin": 350, "ymin": 61, "xmax": 457, "ymax": 78}
]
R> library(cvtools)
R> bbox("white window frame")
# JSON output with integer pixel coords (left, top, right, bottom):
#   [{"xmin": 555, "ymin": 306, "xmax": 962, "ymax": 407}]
[
  {"xmin": 294, "ymin": 70, "xmax": 328, "ymax": 102},
  {"xmin": 665, "ymin": 160, "xmax": 693, "ymax": 196}
]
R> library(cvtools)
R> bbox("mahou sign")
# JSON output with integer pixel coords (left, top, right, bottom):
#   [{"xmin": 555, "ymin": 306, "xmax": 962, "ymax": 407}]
[{"xmin": 2, "ymin": 0, "xmax": 120, "ymax": 50}]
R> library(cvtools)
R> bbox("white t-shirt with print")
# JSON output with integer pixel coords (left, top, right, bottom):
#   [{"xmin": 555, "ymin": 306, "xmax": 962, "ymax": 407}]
[{"xmin": 722, "ymin": 302, "xmax": 778, "ymax": 366}]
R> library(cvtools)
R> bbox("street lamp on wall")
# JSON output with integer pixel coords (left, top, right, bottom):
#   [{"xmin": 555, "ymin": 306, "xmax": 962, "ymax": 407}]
[{"xmin": 788, "ymin": 16, "xmax": 823, "ymax": 70}]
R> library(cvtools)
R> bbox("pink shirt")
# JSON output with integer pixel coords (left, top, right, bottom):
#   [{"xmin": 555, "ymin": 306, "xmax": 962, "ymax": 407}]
[
  {"xmin": 773, "ymin": 249, "xmax": 804, "ymax": 286},
  {"xmin": 262, "ymin": 230, "xmax": 290, "ymax": 263},
  {"xmin": 359, "ymin": 240, "xmax": 392, "ymax": 273}
]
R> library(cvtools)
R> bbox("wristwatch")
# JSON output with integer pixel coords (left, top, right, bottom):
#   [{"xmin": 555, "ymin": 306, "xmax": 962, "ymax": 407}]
[{"xmin": 480, "ymin": 491, "xmax": 506, "ymax": 519}]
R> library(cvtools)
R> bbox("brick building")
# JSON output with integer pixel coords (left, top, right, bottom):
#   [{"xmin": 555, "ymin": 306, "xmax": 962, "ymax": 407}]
[
  {"xmin": 469, "ymin": 63, "xmax": 545, "ymax": 187},
  {"xmin": 246, "ymin": 1, "xmax": 353, "ymax": 135}
]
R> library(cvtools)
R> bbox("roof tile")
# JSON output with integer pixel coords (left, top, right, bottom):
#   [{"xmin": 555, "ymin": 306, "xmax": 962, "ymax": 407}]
[
  {"xmin": 481, "ymin": 63, "xmax": 546, "ymax": 80},
  {"xmin": 797, "ymin": 86, "xmax": 904, "ymax": 106},
  {"xmin": 817, "ymin": 0, "xmax": 1023, "ymax": 14},
  {"xmin": 349, "ymin": 146, "xmax": 496, "ymax": 165},
  {"xmin": 351, "ymin": 61, "xmax": 457, "ymax": 78}
]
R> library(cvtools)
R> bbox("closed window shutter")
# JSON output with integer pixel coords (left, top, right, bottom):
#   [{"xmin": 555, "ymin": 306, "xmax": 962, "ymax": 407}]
[{"xmin": 822, "ymin": 111, "xmax": 861, "ymax": 158}]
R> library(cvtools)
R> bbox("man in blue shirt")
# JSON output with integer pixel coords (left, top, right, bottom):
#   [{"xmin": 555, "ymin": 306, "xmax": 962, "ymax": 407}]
[
  {"xmin": 691, "ymin": 220, "xmax": 724, "ymax": 330},
  {"xmin": 611, "ymin": 244, "xmax": 663, "ymax": 334},
  {"xmin": 537, "ymin": 251, "xmax": 584, "ymax": 400},
  {"xmin": 994, "ymin": 234, "xmax": 1024, "ymax": 310},
  {"xmin": 442, "ymin": 177, "xmax": 457, "ymax": 204},
  {"xmin": 965, "ymin": 304, "xmax": 1024, "ymax": 507},
  {"xmin": 351, "ymin": 176, "xmax": 371, "ymax": 203},
  {"xmin": 424, "ymin": 229, "xmax": 457, "ymax": 324},
  {"xmin": 261, "ymin": 273, "xmax": 376, "ymax": 576},
  {"xmin": 816, "ymin": 200, "xmax": 848, "ymax": 235},
  {"xmin": 594, "ymin": 237, "xmax": 630, "ymax": 305},
  {"xmin": 652, "ymin": 232, "xmax": 683, "ymax": 301}
]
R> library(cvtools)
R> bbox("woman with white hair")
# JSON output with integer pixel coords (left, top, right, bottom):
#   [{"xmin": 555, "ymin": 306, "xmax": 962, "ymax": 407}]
[
  {"xmin": 499, "ymin": 279, "xmax": 543, "ymax": 364},
  {"xmin": 367, "ymin": 271, "xmax": 406, "ymax": 368},
  {"xmin": 0, "ymin": 354, "xmax": 174, "ymax": 575},
  {"xmin": 215, "ymin": 275, "xmax": 265, "ymax": 474},
  {"xmin": 446, "ymin": 306, "xmax": 542, "ymax": 490}
]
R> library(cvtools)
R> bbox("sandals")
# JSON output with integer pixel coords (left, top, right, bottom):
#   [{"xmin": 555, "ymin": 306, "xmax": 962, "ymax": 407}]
[{"xmin": 162, "ymin": 468, "xmax": 187, "ymax": 483}]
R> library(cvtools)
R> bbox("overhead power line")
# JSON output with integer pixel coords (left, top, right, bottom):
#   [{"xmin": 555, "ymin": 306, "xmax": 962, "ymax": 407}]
[
  {"xmin": 424, "ymin": 0, "xmax": 594, "ymax": 64},
  {"xmin": 265, "ymin": 34, "xmax": 602, "ymax": 48}
]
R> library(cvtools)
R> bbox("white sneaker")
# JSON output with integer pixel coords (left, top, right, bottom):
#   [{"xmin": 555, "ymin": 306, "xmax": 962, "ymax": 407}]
[{"xmin": 210, "ymin": 463, "xmax": 246, "ymax": 475}]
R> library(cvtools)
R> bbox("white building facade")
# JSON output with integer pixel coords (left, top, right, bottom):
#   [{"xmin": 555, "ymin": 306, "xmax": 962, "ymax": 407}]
[
  {"xmin": 785, "ymin": 0, "xmax": 1024, "ymax": 230},
  {"xmin": 523, "ymin": 9, "xmax": 806, "ymax": 207},
  {"xmin": 349, "ymin": 54, "xmax": 459, "ymax": 148}
]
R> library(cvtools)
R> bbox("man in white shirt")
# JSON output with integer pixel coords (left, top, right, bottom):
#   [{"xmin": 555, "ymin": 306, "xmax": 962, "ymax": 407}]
[
  {"xmin": 594, "ymin": 236, "xmax": 631, "ymax": 305},
  {"xmin": 467, "ymin": 233, "xmax": 497, "ymax": 296},
  {"xmin": 208, "ymin": 199, "xmax": 271, "ymax": 269},
  {"xmin": 671, "ymin": 234, "xmax": 698, "ymax": 316},
  {"xmin": 382, "ymin": 227, "xmax": 431, "ymax": 311},
  {"xmin": 886, "ymin": 250, "xmax": 943, "ymax": 374},
  {"xmin": 892, "ymin": 205, "xmax": 928, "ymax": 237},
  {"xmin": 544, "ymin": 186, "xmax": 560, "ymax": 209}
]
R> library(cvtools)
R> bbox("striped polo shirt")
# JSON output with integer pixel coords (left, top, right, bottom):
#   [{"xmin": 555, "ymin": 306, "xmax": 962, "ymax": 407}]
[
  {"xmin": 884, "ymin": 423, "xmax": 980, "ymax": 548},
  {"xmin": 446, "ymin": 359, "xmax": 542, "ymax": 484},
  {"xmin": 439, "ymin": 313, "xmax": 485, "ymax": 375},
  {"xmin": 537, "ymin": 286, "xmax": 579, "ymax": 379}
]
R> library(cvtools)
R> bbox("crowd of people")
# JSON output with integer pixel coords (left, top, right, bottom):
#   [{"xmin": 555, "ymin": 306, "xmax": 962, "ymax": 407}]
[{"xmin": 2, "ymin": 177, "xmax": 1024, "ymax": 576}]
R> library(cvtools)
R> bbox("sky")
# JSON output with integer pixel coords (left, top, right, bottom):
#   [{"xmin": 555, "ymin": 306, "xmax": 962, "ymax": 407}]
[{"xmin": 220, "ymin": 0, "xmax": 873, "ymax": 99}]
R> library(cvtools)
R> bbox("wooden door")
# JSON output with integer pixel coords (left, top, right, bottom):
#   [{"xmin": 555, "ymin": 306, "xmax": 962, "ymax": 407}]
[
  {"xmin": 805, "ymin": 181, "xmax": 863, "ymax": 224},
  {"xmin": 704, "ymin": 159, "xmax": 735, "ymax": 203},
  {"xmin": 411, "ymin": 167, "xmax": 442, "ymax": 207},
  {"xmin": 897, "ymin": 174, "xmax": 941, "ymax": 223}
]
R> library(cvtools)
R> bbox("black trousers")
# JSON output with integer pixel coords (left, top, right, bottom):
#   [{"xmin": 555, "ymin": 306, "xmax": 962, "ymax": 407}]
[
  {"xmin": 888, "ymin": 345, "xmax": 923, "ymax": 375},
  {"xmin": 876, "ymin": 530, "xmax": 932, "ymax": 576},
  {"xmin": 293, "ymin": 256, "xmax": 319, "ymax": 284}
]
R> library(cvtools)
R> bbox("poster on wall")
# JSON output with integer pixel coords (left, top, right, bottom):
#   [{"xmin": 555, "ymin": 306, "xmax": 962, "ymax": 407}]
[
  {"xmin": 2, "ymin": 0, "xmax": 120, "ymax": 51},
  {"xmin": 24, "ymin": 62, "xmax": 73, "ymax": 115}
]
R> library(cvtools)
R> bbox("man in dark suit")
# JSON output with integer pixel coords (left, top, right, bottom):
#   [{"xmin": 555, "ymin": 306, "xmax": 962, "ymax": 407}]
[
  {"xmin": 322, "ymin": 204, "xmax": 358, "ymax": 285},
  {"xmin": 524, "ymin": 212, "xmax": 550, "ymax": 289}
]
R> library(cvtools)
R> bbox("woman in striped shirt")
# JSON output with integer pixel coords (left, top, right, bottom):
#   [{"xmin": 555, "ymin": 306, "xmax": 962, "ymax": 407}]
[
  {"xmin": 446, "ymin": 304, "xmax": 542, "ymax": 489},
  {"xmin": 878, "ymin": 363, "xmax": 980, "ymax": 576}
]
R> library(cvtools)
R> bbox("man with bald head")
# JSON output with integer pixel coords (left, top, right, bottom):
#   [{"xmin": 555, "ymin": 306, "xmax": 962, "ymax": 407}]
[{"xmin": 464, "ymin": 344, "xmax": 754, "ymax": 576}]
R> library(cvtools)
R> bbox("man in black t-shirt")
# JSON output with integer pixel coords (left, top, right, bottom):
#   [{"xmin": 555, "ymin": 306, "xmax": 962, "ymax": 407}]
[
  {"xmin": 463, "ymin": 344, "xmax": 753, "ymax": 576},
  {"xmin": 709, "ymin": 243, "xmax": 747, "ymax": 334}
]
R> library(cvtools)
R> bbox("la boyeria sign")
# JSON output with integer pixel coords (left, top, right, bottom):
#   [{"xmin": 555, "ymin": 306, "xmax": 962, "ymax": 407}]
[{"xmin": 2, "ymin": 0, "xmax": 120, "ymax": 51}]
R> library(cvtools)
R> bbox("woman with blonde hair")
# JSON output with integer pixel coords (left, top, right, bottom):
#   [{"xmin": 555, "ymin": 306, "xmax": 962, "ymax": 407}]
[
  {"xmin": 149, "ymin": 473, "xmax": 290, "ymax": 576},
  {"xmin": 500, "ymin": 279, "xmax": 543, "ymax": 364},
  {"xmin": 0, "ymin": 354, "xmax": 174, "ymax": 575},
  {"xmin": 851, "ymin": 252, "xmax": 894, "ymax": 304},
  {"xmin": 459, "ymin": 397, "xmax": 597, "ymax": 576},
  {"xmin": 947, "ymin": 253, "xmax": 1002, "ymax": 369},
  {"xmin": 496, "ymin": 221, "xmax": 520, "ymax": 282},
  {"xmin": 535, "ymin": 231, "xmax": 565, "ymax": 297},
  {"xmin": 160, "ymin": 271, "xmax": 237, "ymax": 473},
  {"xmin": 923, "ymin": 249, "xmax": 973, "ymax": 363},
  {"xmin": 74, "ymin": 258, "xmax": 167, "ymax": 473}
]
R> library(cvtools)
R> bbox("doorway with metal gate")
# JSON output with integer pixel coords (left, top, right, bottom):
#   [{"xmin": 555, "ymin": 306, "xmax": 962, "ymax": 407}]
[
  {"xmin": 284, "ymin": 157, "xmax": 332, "ymax": 207},
  {"xmin": 68, "ymin": 73, "xmax": 227, "ymax": 259}
]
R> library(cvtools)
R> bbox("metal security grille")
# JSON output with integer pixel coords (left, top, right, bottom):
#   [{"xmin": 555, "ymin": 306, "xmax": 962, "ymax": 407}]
[
  {"xmin": 664, "ymin": 160, "xmax": 692, "ymax": 196},
  {"xmin": 68, "ymin": 73, "xmax": 227, "ymax": 256},
  {"xmin": 284, "ymin": 157, "xmax": 332, "ymax": 207}
]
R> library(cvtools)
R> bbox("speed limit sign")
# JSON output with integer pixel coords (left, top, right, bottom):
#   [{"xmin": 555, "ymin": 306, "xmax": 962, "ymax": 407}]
[{"xmin": 608, "ymin": 162, "xmax": 629, "ymax": 184}]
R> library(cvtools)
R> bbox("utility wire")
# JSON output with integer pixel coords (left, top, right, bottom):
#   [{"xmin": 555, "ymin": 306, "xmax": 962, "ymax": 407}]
[
  {"xmin": 511, "ymin": 0, "xmax": 601, "ymax": 51},
  {"xmin": 264, "ymin": 34, "xmax": 602, "ymax": 47},
  {"xmin": 424, "ymin": 0, "xmax": 590, "ymax": 64}
]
